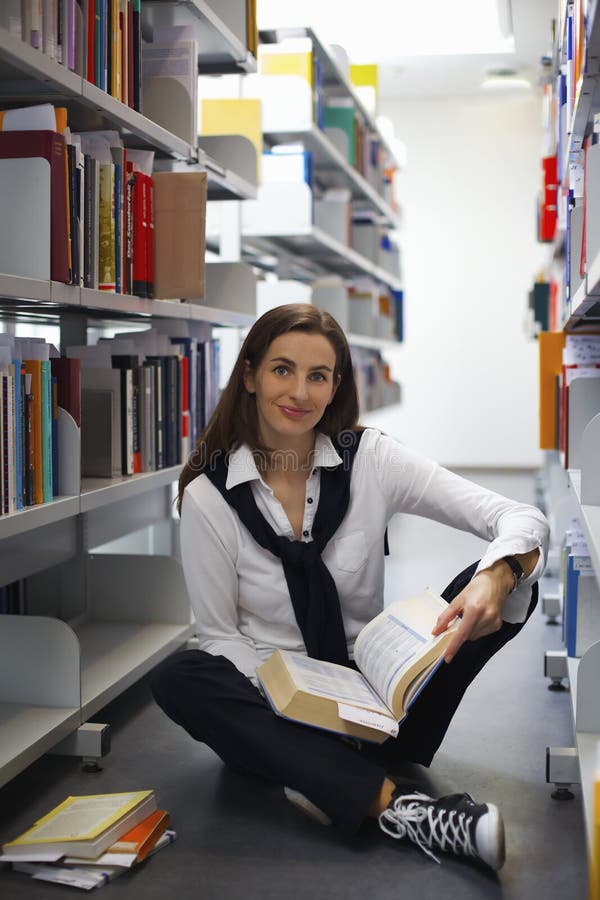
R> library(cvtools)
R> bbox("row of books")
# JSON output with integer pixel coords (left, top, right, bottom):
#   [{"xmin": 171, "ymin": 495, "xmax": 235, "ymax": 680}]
[
  {"xmin": 0, "ymin": 789, "xmax": 175, "ymax": 890},
  {"xmin": 255, "ymin": 38, "xmax": 397, "ymax": 210},
  {"xmin": 0, "ymin": 103, "xmax": 208, "ymax": 299},
  {"xmin": 538, "ymin": 332, "xmax": 600, "ymax": 466},
  {"xmin": 0, "ymin": 336, "xmax": 65, "ymax": 515},
  {"xmin": 538, "ymin": 119, "xmax": 600, "ymax": 322},
  {"xmin": 559, "ymin": 520, "xmax": 600, "ymax": 658},
  {"xmin": 0, "ymin": 329, "xmax": 221, "ymax": 515},
  {"xmin": 536, "ymin": 2, "xmax": 597, "ymax": 326},
  {"xmin": 1, "ymin": 1, "xmax": 143, "ymax": 112},
  {"xmin": 71, "ymin": 329, "xmax": 220, "ymax": 479},
  {"xmin": 352, "ymin": 346, "xmax": 401, "ymax": 414}
]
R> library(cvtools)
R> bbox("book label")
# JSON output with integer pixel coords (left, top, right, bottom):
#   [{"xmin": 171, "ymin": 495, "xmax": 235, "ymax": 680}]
[{"xmin": 337, "ymin": 703, "xmax": 399, "ymax": 737}]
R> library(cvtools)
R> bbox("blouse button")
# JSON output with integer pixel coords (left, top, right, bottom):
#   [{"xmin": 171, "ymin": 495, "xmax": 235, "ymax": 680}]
[
  {"xmin": 307, "ymin": 497, "xmax": 313, "ymax": 504},
  {"xmin": 303, "ymin": 530, "xmax": 309, "ymax": 537}
]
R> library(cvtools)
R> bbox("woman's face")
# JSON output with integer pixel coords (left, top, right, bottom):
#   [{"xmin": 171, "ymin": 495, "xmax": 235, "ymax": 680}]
[{"xmin": 243, "ymin": 331, "xmax": 339, "ymax": 448}]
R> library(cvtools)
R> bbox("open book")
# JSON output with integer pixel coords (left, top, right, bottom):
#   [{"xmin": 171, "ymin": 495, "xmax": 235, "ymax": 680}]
[{"xmin": 257, "ymin": 590, "xmax": 458, "ymax": 743}]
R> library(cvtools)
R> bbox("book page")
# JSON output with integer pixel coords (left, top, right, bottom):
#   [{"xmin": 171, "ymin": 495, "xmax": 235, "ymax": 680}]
[
  {"xmin": 13, "ymin": 793, "xmax": 146, "ymax": 844},
  {"xmin": 354, "ymin": 591, "xmax": 451, "ymax": 711},
  {"xmin": 281, "ymin": 652, "xmax": 391, "ymax": 715}
]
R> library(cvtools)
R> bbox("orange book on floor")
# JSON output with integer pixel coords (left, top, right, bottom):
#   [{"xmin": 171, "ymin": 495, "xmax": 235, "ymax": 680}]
[{"xmin": 107, "ymin": 809, "xmax": 170, "ymax": 861}]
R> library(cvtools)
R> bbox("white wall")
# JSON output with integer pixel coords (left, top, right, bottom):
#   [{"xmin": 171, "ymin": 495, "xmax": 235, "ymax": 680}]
[{"xmin": 374, "ymin": 92, "xmax": 548, "ymax": 468}]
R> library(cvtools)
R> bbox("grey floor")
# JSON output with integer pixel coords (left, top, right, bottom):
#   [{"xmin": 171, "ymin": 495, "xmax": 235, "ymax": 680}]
[{"xmin": 0, "ymin": 470, "xmax": 587, "ymax": 899}]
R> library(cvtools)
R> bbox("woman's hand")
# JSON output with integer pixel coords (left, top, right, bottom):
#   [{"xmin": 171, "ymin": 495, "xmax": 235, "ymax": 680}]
[
  {"xmin": 432, "ymin": 549, "xmax": 540, "ymax": 662},
  {"xmin": 431, "ymin": 564, "xmax": 511, "ymax": 663}
]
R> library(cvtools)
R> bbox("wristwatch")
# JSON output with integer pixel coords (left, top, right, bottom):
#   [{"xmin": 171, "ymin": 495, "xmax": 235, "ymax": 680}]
[{"xmin": 502, "ymin": 555, "xmax": 525, "ymax": 592}]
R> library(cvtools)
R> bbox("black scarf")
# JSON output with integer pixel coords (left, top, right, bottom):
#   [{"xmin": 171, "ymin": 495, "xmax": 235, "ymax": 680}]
[{"xmin": 204, "ymin": 431, "xmax": 364, "ymax": 666}]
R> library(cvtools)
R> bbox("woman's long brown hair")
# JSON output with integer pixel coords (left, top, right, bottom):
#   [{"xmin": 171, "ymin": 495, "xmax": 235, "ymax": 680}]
[{"xmin": 177, "ymin": 303, "xmax": 360, "ymax": 512}]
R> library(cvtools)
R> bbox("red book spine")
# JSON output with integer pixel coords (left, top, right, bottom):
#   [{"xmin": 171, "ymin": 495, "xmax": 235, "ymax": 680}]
[
  {"xmin": 87, "ymin": 0, "xmax": 95, "ymax": 83},
  {"xmin": 0, "ymin": 130, "xmax": 69, "ymax": 282},
  {"xmin": 50, "ymin": 357, "xmax": 81, "ymax": 428},
  {"xmin": 145, "ymin": 173, "xmax": 154, "ymax": 298},
  {"xmin": 132, "ymin": 169, "xmax": 147, "ymax": 297}
]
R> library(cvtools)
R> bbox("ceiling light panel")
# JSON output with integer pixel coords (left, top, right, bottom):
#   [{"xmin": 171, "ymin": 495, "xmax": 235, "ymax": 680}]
[{"xmin": 257, "ymin": 0, "xmax": 515, "ymax": 60}]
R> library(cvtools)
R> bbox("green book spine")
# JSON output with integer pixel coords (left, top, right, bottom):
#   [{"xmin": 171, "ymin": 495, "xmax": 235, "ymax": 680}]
[{"xmin": 41, "ymin": 360, "xmax": 53, "ymax": 502}]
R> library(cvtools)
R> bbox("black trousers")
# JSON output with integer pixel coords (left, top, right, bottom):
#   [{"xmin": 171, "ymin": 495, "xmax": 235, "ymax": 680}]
[{"xmin": 151, "ymin": 562, "xmax": 538, "ymax": 837}]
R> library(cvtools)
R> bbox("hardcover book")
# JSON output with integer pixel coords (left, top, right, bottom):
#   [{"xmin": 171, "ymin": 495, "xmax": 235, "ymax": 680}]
[{"xmin": 257, "ymin": 590, "xmax": 458, "ymax": 744}]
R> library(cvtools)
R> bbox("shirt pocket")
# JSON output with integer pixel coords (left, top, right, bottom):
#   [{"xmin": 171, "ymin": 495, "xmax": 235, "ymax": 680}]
[{"xmin": 333, "ymin": 531, "xmax": 368, "ymax": 573}]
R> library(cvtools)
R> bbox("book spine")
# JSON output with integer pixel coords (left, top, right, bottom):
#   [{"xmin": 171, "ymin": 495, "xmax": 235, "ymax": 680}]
[
  {"xmin": 1, "ymin": 375, "xmax": 6, "ymax": 515},
  {"xmin": 30, "ymin": 0, "xmax": 43, "ymax": 49},
  {"xmin": 24, "ymin": 363, "xmax": 43, "ymax": 505},
  {"xmin": 113, "ymin": 159, "xmax": 122, "ymax": 293},
  {"xmin": 51, "ymin": 375, "xmax": 59, "ymax": 495},
  {"xmin": 98, "ymin": 162, "xmax": 116, "ymax": 291},
  {"xmin": 9, "ymin": 364, "xmax": 21, "ymax": 511},
  {"xmin": 132, "ymin": 170, "xmax": 146, "ymax": 297},
  {"xmin": 67, "ymin": 143, "xmax": 77, "ymax": 284},
  {"xmin": 127, "ymin": 0, "xmax": 134, "ymax": 109},
  {"xmin": 131, "ymin": 0, "xmax": 141, "ymax": 111},
  {"xmin": 83, "ymin": 154, "xmax": 93, "ymax": 288},
  {"xmin": 41, "ymin": 360, "xmax": 53, "ymax": 503},
  {"xmin": 86, "ymin": 0, "xmax": 95, "ymax": 82},
  {"xmin": 94, "ymin": 0, "xmax": 102, "ymax": 86},
  {"xmin": 120, "ymin": 0, "xmax": 127, "ymax": 105},
  {"xmin": 131, "ymin": 366, "xmax": 140, "ymax": 473},
  {"xmin": 76, "ymin": 145, "xmax": 84, "ymax": 287},
  {"xmin": 125, "ymin": 164, "xmax": 134, "ymax": 294},
  {"xmin": 100, "ymin": 0, "xmax": 107, "ymax": 92},
  {"xmin": 145, "ymin": 173, "xmax": 154, "ymax": 298},
  {"xmin": 8, "ymin": 372, "xmax": 16, "ymax": 514}
]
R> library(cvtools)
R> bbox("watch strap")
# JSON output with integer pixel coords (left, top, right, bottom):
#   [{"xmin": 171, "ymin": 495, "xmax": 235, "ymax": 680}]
[{"xmin": 502, "ymin": 555, "xmax": 525, "ymax": 592}]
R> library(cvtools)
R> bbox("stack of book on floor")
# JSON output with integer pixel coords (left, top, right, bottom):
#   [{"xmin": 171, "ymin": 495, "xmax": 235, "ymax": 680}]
[{"xmin": 0, "ymin": 790, "xmax": 175, "ymax": 890}]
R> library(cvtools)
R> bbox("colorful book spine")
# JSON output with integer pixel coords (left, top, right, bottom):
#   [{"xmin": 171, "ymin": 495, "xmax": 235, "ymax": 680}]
[
  {"xmin": 41, "ymin": 359, "xmax": 53, "ymax": 502},
  {"xmin": 10, "ymin": 361, "xmax": 23, "ymax": 511},
  {"xmin": 98, "ymin": 162, "xmax": 116, "ymax": 291},
  {"xmin": 591, "ymin": 744, "xmax": 600, "ymax": 900},
  {"xmin": 23, "ymin": 361, "xmax": 43, "ymax": 505}
]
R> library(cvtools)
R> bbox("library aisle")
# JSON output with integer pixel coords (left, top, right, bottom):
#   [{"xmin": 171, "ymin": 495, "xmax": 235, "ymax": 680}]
[{"xmin": 0, "ymin": 472, "xmax": 586, "ymax": 900}]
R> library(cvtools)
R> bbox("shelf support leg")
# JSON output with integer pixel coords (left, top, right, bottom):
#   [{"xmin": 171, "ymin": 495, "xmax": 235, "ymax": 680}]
[
  {"xmin": 49, "ymin": 723, "xmax": 112, "ymax": 771},
  {"xmin": 544, "ymin": 649, "xmax": 568, "ymax": 690},
  {"xmin": 546, "ymin": 746, "xmax": 579, "ymax": 800}
]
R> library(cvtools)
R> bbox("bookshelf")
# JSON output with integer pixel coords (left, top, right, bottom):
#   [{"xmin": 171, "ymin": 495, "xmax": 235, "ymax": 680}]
[
  {"xmin": 144, "ymin": 0, "xmax": 258, "ymax": 74},
  {"xmin": 0, "ymin": 1, "xmax": 257, "ymax": 789},
  {"xmin": 262, "ymin": 122, "xmax": 399, "ymax": 227},
  {"xmin": 0, "ymin": 24, "xmax": 257, "ymax": 201},
  {"xmin": 223, "ymin": 25, "xmax": 404, "ymax": 352},
  {"xmin": 243, "ymin": 227, "xmax": 402, "ymax": 291},
  {"xmin": 536, "ymin": 0, "xmax": 600, "ymax": 860}
]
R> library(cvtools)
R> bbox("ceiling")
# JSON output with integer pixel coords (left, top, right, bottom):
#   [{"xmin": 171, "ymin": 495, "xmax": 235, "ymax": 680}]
[
  {"xmin": 257, "ymin": 0, "xmax": 558, "ymax": 99},
  {"xmin": 378, "ymin": 0, "xmax": 556, "ymax": 98}
]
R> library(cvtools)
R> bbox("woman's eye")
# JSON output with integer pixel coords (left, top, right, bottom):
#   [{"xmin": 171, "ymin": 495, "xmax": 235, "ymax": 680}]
[
  {"xmin": 310, "ymin": 372, "xmax": 326, "ymax": 382},
  {"xmin": 274, "ymin": 366, "xmax": 288, "ymax": 376}
]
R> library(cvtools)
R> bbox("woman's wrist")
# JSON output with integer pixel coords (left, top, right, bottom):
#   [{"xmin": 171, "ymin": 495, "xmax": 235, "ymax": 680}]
[{"xmin": 474, "ymin": 560, "xmax": 516, "ymax": 599}]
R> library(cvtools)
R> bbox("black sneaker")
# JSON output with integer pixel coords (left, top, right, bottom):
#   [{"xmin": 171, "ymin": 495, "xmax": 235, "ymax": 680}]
[{"xmin": 378, "ymin": 788, "xmax": 505, "ymax": 870}]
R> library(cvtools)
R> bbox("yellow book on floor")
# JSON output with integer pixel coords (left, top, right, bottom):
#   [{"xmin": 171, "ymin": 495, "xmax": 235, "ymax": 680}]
[
  {"xmin": 2, "ymin": 791, "xmax": 156, "ymax": 860},
  {"xmin": 257, "ymin": 590, "xmax": 458, "ymax": 745}
]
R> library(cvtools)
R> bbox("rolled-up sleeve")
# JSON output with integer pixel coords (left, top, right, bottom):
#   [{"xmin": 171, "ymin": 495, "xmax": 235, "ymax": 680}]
[
  {"xmin": 180, "ymin": 478, "xmax": 264, "ymax": 679},
  {"xmin": 370, "ymin": 432, "xmax": 550, "ymax": 622}
]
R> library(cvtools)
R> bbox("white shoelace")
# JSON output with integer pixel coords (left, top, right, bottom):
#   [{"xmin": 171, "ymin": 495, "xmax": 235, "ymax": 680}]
[{"xmin": 378, "ymin": 792, "xmax": 477, "ymax": 865}]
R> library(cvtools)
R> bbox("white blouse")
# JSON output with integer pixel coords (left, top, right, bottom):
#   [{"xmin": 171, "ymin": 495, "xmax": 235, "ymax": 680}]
[{"xmin": 180, "ymin": 428, "xmax": 549, "ymax": 681}]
